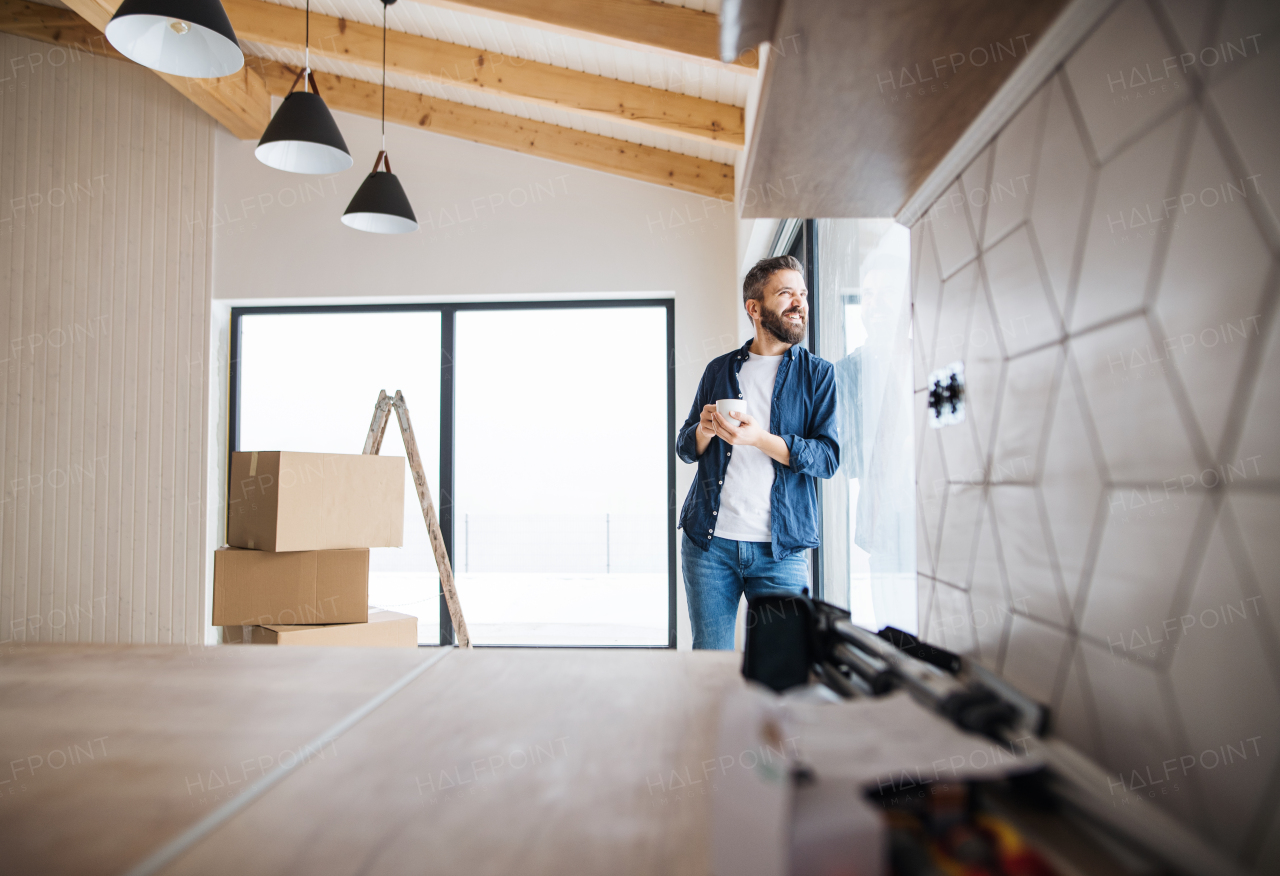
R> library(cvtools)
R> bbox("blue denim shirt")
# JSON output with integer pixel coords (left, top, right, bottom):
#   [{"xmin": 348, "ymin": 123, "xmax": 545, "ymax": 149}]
[{"xmin": 677, "ymin": 338, "xmax": 840, "ymax": 560}]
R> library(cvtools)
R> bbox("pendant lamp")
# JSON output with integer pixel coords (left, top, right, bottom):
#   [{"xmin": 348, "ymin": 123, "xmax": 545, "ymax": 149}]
[
  {"xmin": 342, "ymin": 0, "xmax": 417, "ymax": 234},
  {"xmin": 255, "ymin": 0, "xmax": 352, "ymax": 174},
  {"xmin": 105, "ymin": 0, "xmax": 244, "ymax": 79}
]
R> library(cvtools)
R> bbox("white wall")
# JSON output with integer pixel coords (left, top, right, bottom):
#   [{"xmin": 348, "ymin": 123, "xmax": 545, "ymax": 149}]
[
  {"xmin": 209, "ymin": 103, "xmax": 741, "ymax": 648},
  {"xmin": 0, "ymin": 34, "xmax": 215, "ymax": 645}
]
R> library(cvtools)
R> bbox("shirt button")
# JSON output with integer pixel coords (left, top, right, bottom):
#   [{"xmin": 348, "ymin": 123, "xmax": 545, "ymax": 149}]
[
  {"xmin": 708, "ymin": 529, "xmax": 713, "ymax": 533},
  {"xmin": 713, "ymin": 511, "xmax": 717, "ymax": 515},
  {"xmin": 718, "ymin": 480, "xmax": 723, "ymax": 485}
]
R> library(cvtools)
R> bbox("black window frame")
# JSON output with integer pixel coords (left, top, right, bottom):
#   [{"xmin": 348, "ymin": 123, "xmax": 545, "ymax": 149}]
[
  {"xmin": 228, "ymin": 299, "xmax": 678, "ymax": 649},
  {"xmin": 769, "ymin": 219, "xmax": 825, "ymax": 601}
]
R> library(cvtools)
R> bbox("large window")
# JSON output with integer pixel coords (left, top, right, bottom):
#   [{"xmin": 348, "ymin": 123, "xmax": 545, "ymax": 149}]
[
  {"xmin": 235, "ymin": 311, "xmax": 443, "ymax": 643},
  {"xmin": 231, "ymin": 301, "xmax": 676, "ymax": 647},
  {"xmin": 805, "ymin": 220, "xmax": 918, "ymax": 633}
]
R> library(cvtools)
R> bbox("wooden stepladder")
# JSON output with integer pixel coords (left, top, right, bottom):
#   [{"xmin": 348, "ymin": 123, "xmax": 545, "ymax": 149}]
[{"xmin": 364, "ymin": 390, "xmax": 471, "ymax": 648}]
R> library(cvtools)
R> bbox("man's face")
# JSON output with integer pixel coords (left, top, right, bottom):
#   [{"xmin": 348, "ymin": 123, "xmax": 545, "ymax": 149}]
[{"xmin": 752, "ymin": 269, "xmax": 808, "ymax": 345}]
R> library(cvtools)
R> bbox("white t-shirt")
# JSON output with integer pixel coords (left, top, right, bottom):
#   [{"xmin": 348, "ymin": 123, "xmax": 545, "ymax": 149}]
[{"xmin": 714, "ymin": 352, "xmax": 783, "ymax": 542}]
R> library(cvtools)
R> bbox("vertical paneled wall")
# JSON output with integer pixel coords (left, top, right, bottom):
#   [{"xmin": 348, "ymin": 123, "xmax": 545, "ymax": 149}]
[
  {"xmin": 912, "ymin": 0, "xmax": 1279, "ymax": 867},
  {"xmin": 0, "ymin": 34, "xmax": 215, "ymax": 644}
]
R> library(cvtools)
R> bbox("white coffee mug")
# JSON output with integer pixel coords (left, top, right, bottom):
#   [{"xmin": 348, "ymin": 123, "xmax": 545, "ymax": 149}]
[{"xmin": 716, "ymin": 398, "xmax": 747, "ymax": 427}]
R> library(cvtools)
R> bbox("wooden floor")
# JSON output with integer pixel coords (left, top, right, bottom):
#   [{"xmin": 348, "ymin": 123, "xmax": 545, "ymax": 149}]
[{"xmin": 0, "ymin": 645, "xmax": 742, "ymax": 876}]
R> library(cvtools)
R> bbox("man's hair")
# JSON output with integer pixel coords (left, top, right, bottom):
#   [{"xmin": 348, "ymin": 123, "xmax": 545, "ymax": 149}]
[{"xmin": 743, "ymin": 255, "xmax": 803, "ymax": 306}]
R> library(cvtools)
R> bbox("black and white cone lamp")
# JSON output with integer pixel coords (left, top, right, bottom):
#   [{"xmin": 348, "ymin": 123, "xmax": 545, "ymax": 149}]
[
  {"xmin": 255, "ymin": 0, "xmax": 352, "ymax": 174},
  {"xmin": 342, "ymin": 0, "xmax": 417, "ymax": 234},
  {"xmin": 105, "ymin": 0, "xmax": 244, "ymax": 79}
]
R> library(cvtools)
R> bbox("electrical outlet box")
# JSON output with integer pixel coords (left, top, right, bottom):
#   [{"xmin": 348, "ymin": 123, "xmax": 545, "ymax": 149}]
[{"xmin": 927, "ymin": 361, "xmax": 965, "ymax": 428}]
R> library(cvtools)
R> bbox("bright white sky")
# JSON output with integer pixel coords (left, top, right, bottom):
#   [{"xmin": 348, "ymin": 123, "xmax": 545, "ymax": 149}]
[
  {"xmin": 237, "ymin": 305, "xmax": 669, "ymax": 564},
  {"xmin": 454, "ymin": 307, "xmax": 667, "ymax": 516}
]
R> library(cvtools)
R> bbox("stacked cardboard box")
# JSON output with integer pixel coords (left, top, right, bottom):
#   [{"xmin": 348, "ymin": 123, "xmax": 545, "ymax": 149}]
[{"xmin": 217, "ymin": 451, "xmax": 416, "ymax": 648}]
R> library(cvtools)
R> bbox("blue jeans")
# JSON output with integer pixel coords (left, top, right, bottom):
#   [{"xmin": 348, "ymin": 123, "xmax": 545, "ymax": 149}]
[{"xmin": 682, "ymin": 534, "xmax": 810, "ymax": 650}]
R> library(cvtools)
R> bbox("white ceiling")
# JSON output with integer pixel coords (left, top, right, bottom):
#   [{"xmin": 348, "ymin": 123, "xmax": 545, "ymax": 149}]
[
  {"xmin": 247, "ymin": 0, "xmax": 745, "ymax": 166},
  {"xmin": 259, "ymin": 0, "xmax": 749, "ymax": 106}
]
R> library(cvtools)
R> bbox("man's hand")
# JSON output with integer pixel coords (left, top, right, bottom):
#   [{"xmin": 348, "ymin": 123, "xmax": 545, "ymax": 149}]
[
  {"xmin": 712, "ymin": 411, "xmax": 793, "ymax": 467},
  {"xmin": 694, "ymin": 404, "xmax": 718, "ymax": 456},
  {"xmin": 697, "ymin": 404, "xmax": 719, "ymax": 439},
  {"xmin": 712, "ymin": 410, "xmax": 765, "ymax": 447}
]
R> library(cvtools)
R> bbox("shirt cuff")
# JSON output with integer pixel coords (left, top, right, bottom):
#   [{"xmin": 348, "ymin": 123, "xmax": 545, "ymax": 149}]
[{"xmin": 784, "ymin": 435, "xmax": 807, "ymax": 472}]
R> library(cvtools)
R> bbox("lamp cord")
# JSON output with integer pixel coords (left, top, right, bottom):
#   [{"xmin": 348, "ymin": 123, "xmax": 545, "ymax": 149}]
[
  {"xmin": 304, "ymin": 0, "xmax": 310, "ymax": 92},
  {"xmin": 381, "ymin": 0, "xmax": 387, "ymax": 151}
]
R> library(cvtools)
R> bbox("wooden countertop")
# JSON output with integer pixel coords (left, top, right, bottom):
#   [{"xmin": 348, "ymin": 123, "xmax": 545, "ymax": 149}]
[{"xmin": 0, "ymin": 645, "xmax": 742, "ymax": 876}]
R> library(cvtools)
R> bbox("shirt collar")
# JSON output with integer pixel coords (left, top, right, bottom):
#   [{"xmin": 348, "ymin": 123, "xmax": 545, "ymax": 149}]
[{"xmin": 739, "ymin": 337, "xmax": 799, "ymax": 360}]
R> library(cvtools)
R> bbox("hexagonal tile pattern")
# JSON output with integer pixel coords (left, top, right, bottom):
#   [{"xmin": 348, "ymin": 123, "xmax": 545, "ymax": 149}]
[
  {"xmin": 934, "ymin": 484, "xmax": 984, "ymax": 588},
  {"xmin": 1079, "ymin": 489, "xmax": 1208, "ymax": 644},
  {"xmin": 992, "ymin": 345, "xmax": 1061, "ymax": 483},
  {"xmin": 912, "ymin": 221, "xmax": 944, "ymax": 388},
  {"xmin": 933, "ymin": 581, "xmax": 977, "ymax": 656},
  {"xmin": 1168, "ymin": 517, "xmax": 1280, "ymax": 855},
  {"xmin": 905, "ymin": 0, "xmax": 1280, "ymax": 853},
  {"xmin": 984, "ymin": 225, "xmax": 1062, "ymax": 357},
  {"xmin": 1072, "ymin": 107, "xmax": 1190, "ymax": 332},
  {"xmin": 1234, "ymin": 294, "xmax": 1280, "ymax": 478},
  {"xmin": 929, "ymin": 179, "xmax": 978, "ymax": 279},
  {"xmin": 917, "ymin": 502, "xmax": 936, "ymax": 581},
  {"xmin": 1221, "ymin": 493, "xmax": 1280, "ymax": 640},
  {"xmin": 961, "ymin": 144, "xmax": 994, "ymax": 247},
  {"xmin": 916, "ymin": 396, "xmax": 948, "ymax": 577},
  {"xmin": 1216, "ymin": 2, "xmax": 1280, "ymax": 75},
  {"xmin": 1155, "ymin": 113, "xmax": 1273, "ymax": 455},
  {"xmin": 1029, "ymin": 74, "xmax": 1093, "ymax": 315},
  {"xmin": 1077, "ymin": 639, "xmax": 1201, "ymax": 828},
  {"xmin": 1203, "ymin": 40, "xmax": 1274, "ymax": 239},
  {"xmin": 938, "ymin": 416, "xmax": 986, "ymax": 486},
  {"xmin": 964, "ymin": 285, "xmax": 1005, "ymax": 460},
  {"xmin": 1040, "ymin": 364, "xmax": 1107, "ymax": 609},
  {"xmin": 1158, "ymin": 0, "xmax": 1216, "ymax": 54},
  {"xmin": 934, "ymin": 265, "xmax": 987, "ymax": 484},
  {"xmin": 1002, "ymin": 614, "xmax": 1069, "ymax": 708},
  {"xmin": 968, "ymin": 497, "xmax": 1010, "ymax": 666},
  {"xmin": 1064, "ymin": 0, "xmax": 1191, "ymax": 161},
  {"xmin": 985, "ymin": 84, "xmax": 1047, "ymax": 249},
  {"xmin": 1068, "ymin": 316, "xmax": 1201, "ymax": 481},
  {"xmin": 933, "ymin": 260, "xmax": 982, "ymax": 370},
  {"xmin": 989, "ymin": 485, "xmax": 1069, "ymax": 627},
  {"xmin": 1054, "ymin": 649, "xmax": 1105, "ymax": 763},
  {"xmin": 920, "ymin": 578, "xmax": 941, "ymax": 641}
]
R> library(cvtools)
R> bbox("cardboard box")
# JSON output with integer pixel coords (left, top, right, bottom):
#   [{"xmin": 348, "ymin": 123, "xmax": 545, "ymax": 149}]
[
  {"xmin": 228, "ymin": 451, "xmax": 405, "ymax": 551},
  {"xmin": 212, "ymin": 546, "xmax": 369, "ymax": 626},
  {"xmin": 221, "ymin": 609, "xmax": 419, "ymax": 647}
]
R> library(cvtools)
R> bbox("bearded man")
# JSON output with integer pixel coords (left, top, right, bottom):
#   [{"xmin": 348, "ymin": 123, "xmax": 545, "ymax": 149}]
[{"xmin": 676, "ymin": 255, "xmax": 840, "ymax": 649}]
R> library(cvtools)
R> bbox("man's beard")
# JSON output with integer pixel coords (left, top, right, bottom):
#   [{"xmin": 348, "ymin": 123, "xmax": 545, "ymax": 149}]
[{"xmin": 760, "ymin": 304, "xmax": 807, "ymax": 345}]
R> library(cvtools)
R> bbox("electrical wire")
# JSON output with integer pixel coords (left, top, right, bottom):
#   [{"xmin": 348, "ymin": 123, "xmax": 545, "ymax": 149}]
[
  {"xmin": 304, "ymin": 0, "xmax": 310, "ymax": 92},
  {"xmin": 381, "ymin": 0, "xmax": 387, "ymax": 151}
]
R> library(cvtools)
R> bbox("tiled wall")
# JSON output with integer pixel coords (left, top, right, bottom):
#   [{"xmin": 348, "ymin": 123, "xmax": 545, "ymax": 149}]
[{"xmin": 911, "ymin": 0, "xmax": 1279, "ymax": 867}]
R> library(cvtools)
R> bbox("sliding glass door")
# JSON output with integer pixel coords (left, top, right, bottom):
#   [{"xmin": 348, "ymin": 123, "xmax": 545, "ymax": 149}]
[
  {"xmin": 452, "ymin": 307, "xmax": 670, "ymax": 646},
  {"xmin": 231, "ymin": 301, "xmax": 675, "ymax": 646},
  {"xmin": 235, "ymin": 311, "xmax": 443, "ymax": 643},
  {"xmin": 811, "ymin": 219, "xmax": 917, "ymax": 633}
]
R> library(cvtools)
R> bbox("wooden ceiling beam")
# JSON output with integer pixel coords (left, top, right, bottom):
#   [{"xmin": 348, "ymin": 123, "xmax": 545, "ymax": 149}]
[
  {"xmin": 0, "ymin": 5, "xmax": 734, "ymax": 200},
  {"xmin": 222, "ymin": 0, "xmax": 742, "ymax": 149},
  {"xmin": 407, "ymin": 0, "xmax": 757, "ymax": 73},
  {"xmin": 45, "ymin": 0, "xmax": 270, "ymax": 140},
  {"xmin": 254, "ymin": 59, "xmax": 734, "ymax": 200}
]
